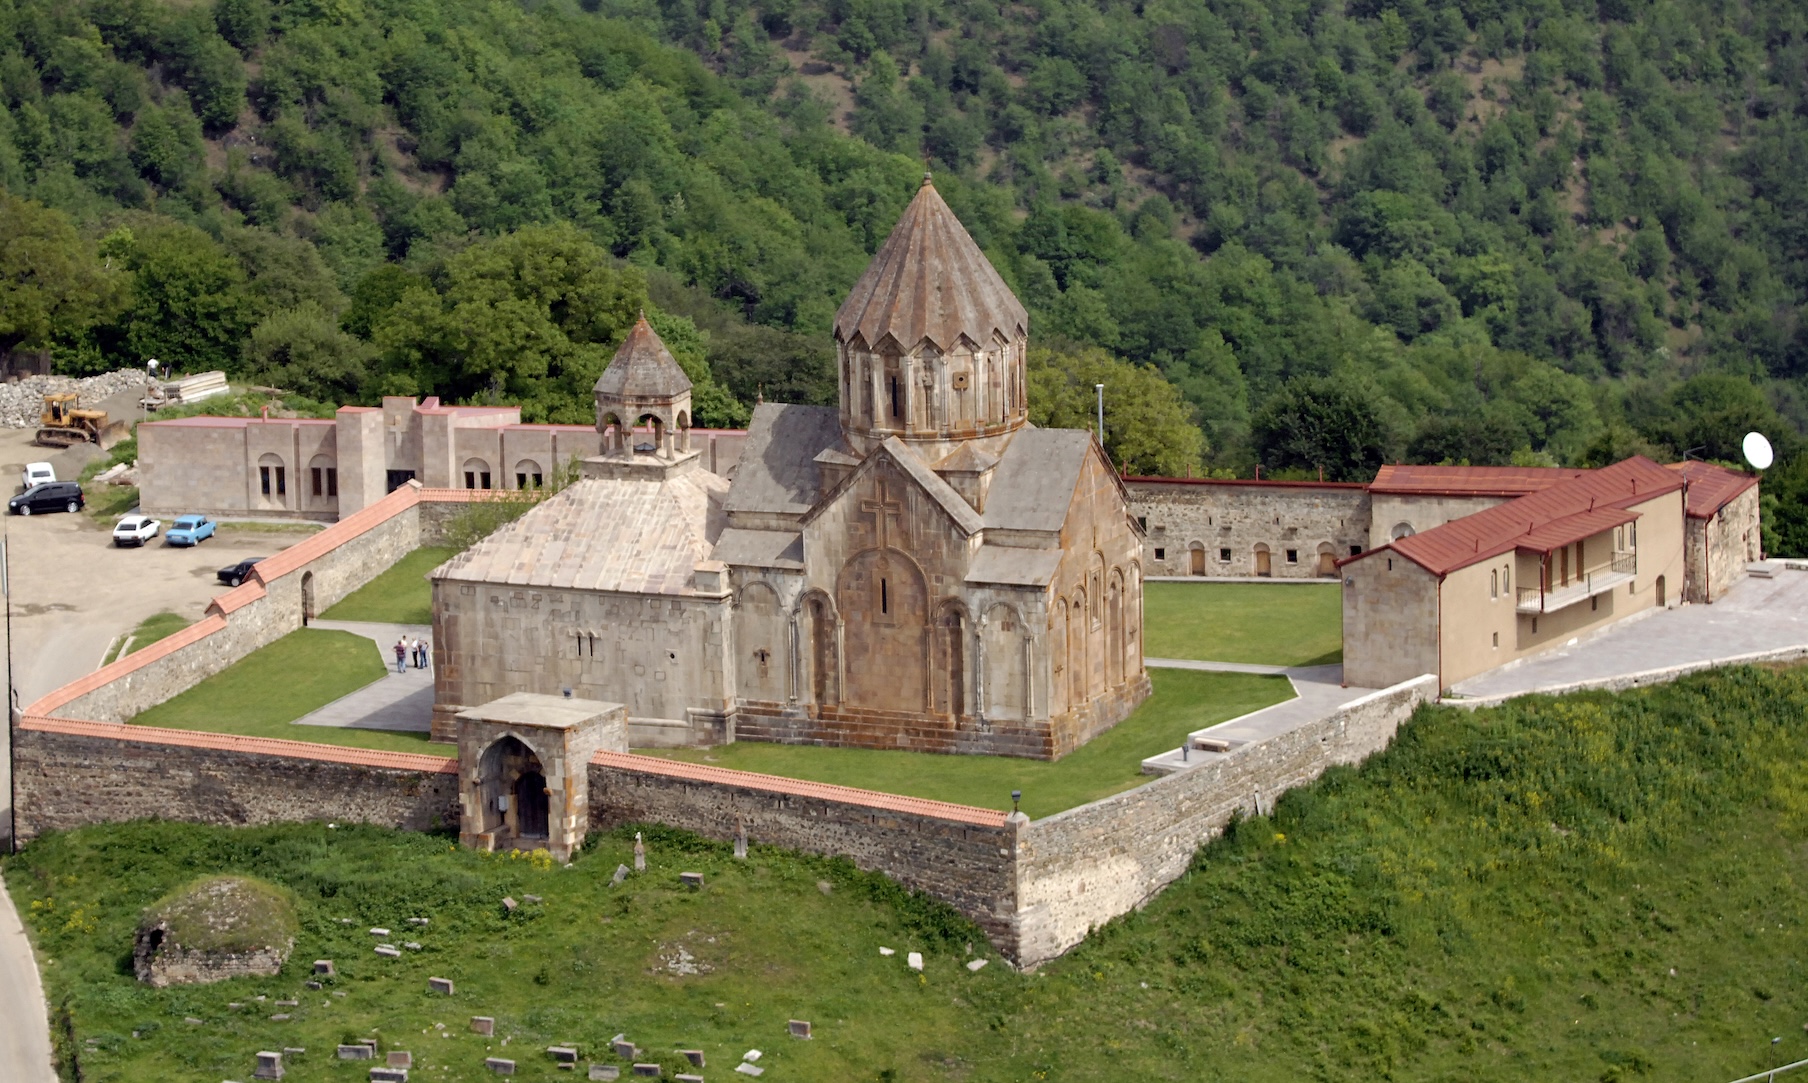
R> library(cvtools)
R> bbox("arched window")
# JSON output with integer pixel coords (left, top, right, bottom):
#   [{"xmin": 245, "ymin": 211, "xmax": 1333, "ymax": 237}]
[
  {"xmin": 514, "ymin": 459, "xmax": 544, "ymax": 490},
  {"xmin": 462, "ymin": 458, "xmax": 492, "ymax": 490},
  {"xmin": 257, "ymin": 453, "xmax": 286, "ymax": 505},
  {"xmin": 308, "ymin": 454, "xmax": 337, "ymax": 502},
  {"xmin": 1391, "ymin": 522, "xmax": 1415, "ymax": 540}
]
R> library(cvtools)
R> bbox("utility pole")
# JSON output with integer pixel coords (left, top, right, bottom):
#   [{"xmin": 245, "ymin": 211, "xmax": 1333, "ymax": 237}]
[{"xmin": 3, "ymin": 524, "xmax": 13, "ymax": 854}]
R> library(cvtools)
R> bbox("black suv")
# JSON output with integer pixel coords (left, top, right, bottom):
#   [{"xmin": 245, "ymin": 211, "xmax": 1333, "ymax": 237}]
[{"xmin": 9, "ymin": 481, "xmax": 84, "ymax": 515}]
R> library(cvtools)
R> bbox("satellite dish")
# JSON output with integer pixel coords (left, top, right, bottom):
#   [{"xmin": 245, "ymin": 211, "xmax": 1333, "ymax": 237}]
[{"xmin": 1743, "ymin": 432, "xmax": 1774, "ymax": 471}]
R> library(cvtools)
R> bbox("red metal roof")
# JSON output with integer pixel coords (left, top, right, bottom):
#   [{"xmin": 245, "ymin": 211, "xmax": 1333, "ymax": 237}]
[
  {"xmin": 1353, "ymin": 457, "xmax": 1681, "ymax": 577},
  {"xmin": 1122, "ymin": 476, "xmax": 1368, "ymax": 491},
  {"xmin": 1368, "ymin": 463, "xmax": 1588, "ymax": 497},
  {"xmin": 592, "ymin": 750, "xmax": 1010, "ymax": 827},
  {"xmin": 1667, "ymin": 460, "xmax": 1760, "ymax": 519}
]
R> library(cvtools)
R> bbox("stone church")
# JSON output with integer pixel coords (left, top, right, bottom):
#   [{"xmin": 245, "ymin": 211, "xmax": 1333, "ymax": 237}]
[{"xmin": 430, "ymin": 176, "xmax": 1150, "ymax": 760}]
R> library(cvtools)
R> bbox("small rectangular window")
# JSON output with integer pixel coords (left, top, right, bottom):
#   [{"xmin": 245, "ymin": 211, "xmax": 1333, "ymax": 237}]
[
  {"xmin": 1491, "ymin": 569, "xmax": 1499, "ymax": 599},
  {"xmin": 326, "ymin": 468, "xmax": 338, "ymax": 497},
  {"xmin": 1285, "ymin": 549, "xmax": 1298, "ymax": 564},
  {"xmin": 260, "ymin": 466, "xmax": 271, "ymax": 496},
  {"xmin": 1218, "ymin": 548, "xmax": 1231, "ymax": 562},
  {"xmin": 1137, "ymin": 516, "xmax": 1147, "ymax": 531},
  {"xmin": 465, "ymin": 471, "xmax": 476, "ymax": 489},
  {"xmin": 274, "ymin": 467, "xmax": 286, "ymax": 496},
  {"xmin": 480, "ymin": 471, "xmax": 492, "ymax": 490},
  {"xmin": 1153, "ymin": 547, "xmax": 1166, "ymax": 560},
  {"xmin": 1349, "ymin": 545, "xmax": 1362, "ymax": 556},
  {"xmin": 1492, "ymin": 631, "xmax": 1499, "ymax": 648},
  {"xmin": 311, "ymin": 467, "xmax": 323, "ymax": 497}
]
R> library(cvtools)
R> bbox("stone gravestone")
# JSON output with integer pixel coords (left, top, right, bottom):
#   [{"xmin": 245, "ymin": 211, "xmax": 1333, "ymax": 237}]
[
  {"xmin": 470, "ymin": 1017, "xmax": 495, "ymax": 1037},
  {"xmin": 967, "ymin": 959, "xmax": 988, "ymax": 971},
  {"xmin": 485, "ymin": 1057, "xmax": 516, "ymax": 1075},
  {"xmin": 547, "ymin": 1046, "xmax": 578, "ymax": 1064},
  {"xmin": 734, "ymin": 1065, "xmax": 764, "ymax": 1077},
  {"xmin": 634, "ymin": 832, "xmax": 646, "ymax": 871},
  {"xmin": 387, "ymin": 1051, "xmax": 413, "ymax": 1068},
  {"xmin": 631, "ymin": 1065, "xmax": 662, "ymax": 1078},
  {"xmin": 679, "ymin": 872, "xmax": 704, "ymax": 889},
  {"xmin": 370, "ymin": 928, "xmax": 390, "ymax": 937},
  {"xmin": 788, "ymin": 1020, "xmax": 812, "ymax": 1040},
  {"xmin": 676, "ymin": 1075, "xmax": 704, "ymax": 1083},
  {"xmin": 589, "ymin": 1067, "xmax": 621, "ymax": 1082},
  {"xmin": 253, "ymin": 1050, "xmax": 283, "ymax": 1079},
  {"xmin": 734, "ymin": 822, "xmax": 748, "ymax": 860},
  {"xmin": 502, "ymin": 897, "xmax": 518, "ymax": 912},
  {"xmin": 679, "ymin": 1050, "xmax": 705, "ymax": 1067},
  {"xmin": 907, "ymin": 952, "xmax": 923, "ymax": 971},
  {"xmin": 375, "ymin": 945, "xmax": 401, "ymax": 958},
  {"xmin": 428, "ymin": 977, "xmax": 455, "ymax": 995},
  {"xmin": 337, "ymin": 1045, "xmax": 374, "ymax": 1061},
  {"xmin": 369, "ymin": 1069, "xmax": 408, "ymax": 1083},
  {"xmin": 612, "ymin": 1039, "xmax": 638, "ymax": 1059},
  {"xmin": 313, "ymin": 960, "xmax": 335, "ymax": 976},
  {"xmin": 611, "ymin": 864, "xmax": 629, "ymax": 886}
]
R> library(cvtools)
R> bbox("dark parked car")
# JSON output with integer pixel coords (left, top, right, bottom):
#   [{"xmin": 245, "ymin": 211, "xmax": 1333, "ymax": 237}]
[
  {"xmin": 216, "ymin": 557, "xmax": 265, "ymax": 587},
  {"xmin": 9, "ymin": 481, "xmax": 84, "ymax": 515}
]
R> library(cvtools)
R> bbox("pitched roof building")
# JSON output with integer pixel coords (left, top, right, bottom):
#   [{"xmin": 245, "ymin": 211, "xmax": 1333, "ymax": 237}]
[{"xmin": 429, "ymin": 176, "xmax": 1149, "ymax": 769}]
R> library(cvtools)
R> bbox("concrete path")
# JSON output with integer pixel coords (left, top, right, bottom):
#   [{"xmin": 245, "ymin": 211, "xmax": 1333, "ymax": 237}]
[
  {"xmin": 293, "ymin": 620, "xmax": 434, "ymax": 733},
  {"xmin": 1141, "ymin": 663, "xmax": 1379, "ymax": 774},
  {"xmin": 1450, "ymin": 569, "xmax": 1808, "ymax": 704},
  {"xmin": 1146, "ymin": 656, "xmax": 1289, "ymax": 676},
  {"xmin": 0, "ymin": 876, "xmax": 55, "ymax": 1082}
]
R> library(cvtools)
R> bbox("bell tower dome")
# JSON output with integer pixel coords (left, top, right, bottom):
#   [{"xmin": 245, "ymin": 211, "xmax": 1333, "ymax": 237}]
[
  {"xmin": 833, "ymin": 173, "xmax": 1029, "ymax": 460},
  {"xmin": 591, "ymin": 313, "xmax": 696, "ymax": 479}
]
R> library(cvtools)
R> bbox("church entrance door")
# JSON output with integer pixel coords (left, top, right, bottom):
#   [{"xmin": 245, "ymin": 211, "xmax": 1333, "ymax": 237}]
[
  {"xmin": 1255, "ymin": 546, "xmax": 1272, "ymax": 577},
  {"xmin": 836, "ymin": 549, "xmax": 928, "ymax": 714},
  {"xmin": 1190, "ymin": 547, "xmax": 1205, "ymax": 575},
  {"xmin": 515, "ymin": 770, "xmax": 549, "ymax": 838}
]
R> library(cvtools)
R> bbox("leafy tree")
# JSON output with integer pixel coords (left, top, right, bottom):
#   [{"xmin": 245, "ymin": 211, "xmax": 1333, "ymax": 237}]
[
  {"xmin": 103, "ymin": 222, "xmax": 254, "ymax": 374},
  {"xmin": 242, "ymin": 303, "xmax": 373, "ymax": 402},
  {"xmin": 0, "ymin": 190, "xmax": 124, "ymax": 359},
  {"xmin": 1026, "ymin": 343, "xmax": 1204, "ymax": 477},
  {"xmin": 1252, "ymin": 377, "xmax": 1388, "ymax": 482}
]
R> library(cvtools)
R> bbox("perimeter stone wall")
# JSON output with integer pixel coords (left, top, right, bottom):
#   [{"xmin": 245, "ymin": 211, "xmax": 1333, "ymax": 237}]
[
  {"xmin": 1125, "ymin": 479, "xmax": 1370, "ymax": 578},
  {"xmin": 1011, "ymin": 674, "xmax": 1436, "ymax": 966},
  {"xmin": 11, "ymin": 723, "xmax": 459, "ymax": 842},
  {"xmin": 588, "ymin": 756, "xmax": 1022, "ymax": 949}
]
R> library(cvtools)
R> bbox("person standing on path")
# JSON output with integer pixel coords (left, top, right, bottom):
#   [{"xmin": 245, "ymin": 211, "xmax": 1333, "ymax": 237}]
[
  {"xmin": 419, "ymin": 636, "xmax": 431, "ymax": 671},
  {"xmin": 412, "ymin": 638, "xmax": 425, "ymax": 669},
  {"xmin": 394, "ymin": 639, "xmax": 407, "ymax": 674}
]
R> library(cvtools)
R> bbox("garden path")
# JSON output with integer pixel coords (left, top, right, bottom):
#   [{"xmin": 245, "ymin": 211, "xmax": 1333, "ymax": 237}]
[
  {"xmin": 1140, "ymin": 663, "xmax": 1379, "ymax": 775},
  {"xmin": 292, "ymin": 620, "xmax": 434, "ymax": 732},
  {"xmin": 0, "ymin": 875, "xmax": 55, "ymax": 1082}
]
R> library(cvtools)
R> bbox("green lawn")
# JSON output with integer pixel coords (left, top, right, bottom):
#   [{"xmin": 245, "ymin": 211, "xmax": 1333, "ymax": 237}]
[
  {"xmin": 321, "ymin": 546, "xmax": 458, "ymax": 625},
  {"xmin": 648, "ymin": 669, "xmax": 1292, "ymax": 818},
  {"xmin": 15, "ymin": 666, "xmax": 1808, "ymax": 1082},
  {"xmin": 131, "ymin": 628, "xmax": 444, "ymax": 757},
  {"xmin": 1143, "ymin": 580, "xmax": 1343, "ymax": 665}
]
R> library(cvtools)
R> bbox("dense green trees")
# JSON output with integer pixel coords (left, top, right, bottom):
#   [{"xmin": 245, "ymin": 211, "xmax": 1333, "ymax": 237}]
[{"xmin": 0, "ymin": 0, "xmax": 1805, "ymax": 543}]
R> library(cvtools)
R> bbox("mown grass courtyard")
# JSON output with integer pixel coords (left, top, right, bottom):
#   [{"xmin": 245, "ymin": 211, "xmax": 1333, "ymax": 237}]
[
  {"xmin": 17, "ymin": 665, "xmax": 1808, "ymax": 1081},
  {"xmin": 321, "ymin": 546, "xmax": 458, "ymax": 625},
  {"xmin": 1142, "ymin": 580, "xmax": 1342, "ymax": 665}
]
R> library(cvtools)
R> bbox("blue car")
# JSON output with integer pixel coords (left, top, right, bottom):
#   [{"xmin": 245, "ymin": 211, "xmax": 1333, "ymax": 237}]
[{"xmin": 165, "ymin": 514, "xmax": 216, "ymax": 547}]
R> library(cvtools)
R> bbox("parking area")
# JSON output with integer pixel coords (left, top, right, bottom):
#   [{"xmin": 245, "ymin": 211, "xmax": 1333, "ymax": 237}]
[{"xmin": 0, "ymin": 426, "xmax": 304, "ymax": 707}]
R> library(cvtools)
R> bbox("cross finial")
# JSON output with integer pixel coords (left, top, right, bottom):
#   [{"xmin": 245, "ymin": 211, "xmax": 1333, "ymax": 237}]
[{"xmin": 922, "ymin": 170, "xmax": 933, "ymax": 187}]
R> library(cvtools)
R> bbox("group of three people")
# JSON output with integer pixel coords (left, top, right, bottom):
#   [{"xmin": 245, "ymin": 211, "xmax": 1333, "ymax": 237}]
[{"xmin": 393, "ymin": 637, "xmax": 429, "ymax": 674}]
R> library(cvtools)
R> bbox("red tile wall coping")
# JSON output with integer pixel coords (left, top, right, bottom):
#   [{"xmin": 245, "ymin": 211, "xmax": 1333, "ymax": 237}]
[
  {"xmin": 248, "ymin": 482, "xmax": 424, "ymax": 584},
  {"xmin": 18, "ymin": 715, "xmax": 458, "ymax": 773},
  {"xmin": 591, "ymin": 750, "xmax": 1010, "ymax": 827},
  {"xmin": 24, "ymin": 612, "xmax": 232, "ymax": 718}
]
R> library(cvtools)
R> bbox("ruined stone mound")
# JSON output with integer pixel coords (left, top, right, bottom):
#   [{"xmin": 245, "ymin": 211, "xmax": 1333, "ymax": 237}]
[{"xmin": 133, "ymin": 876, "xmax": 298, "ymax": 987}]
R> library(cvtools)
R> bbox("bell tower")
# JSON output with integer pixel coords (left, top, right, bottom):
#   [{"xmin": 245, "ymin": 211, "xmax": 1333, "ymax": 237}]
[
  {"xmin": 833, "ymin": 174, "xmax": 1029, "ymax": 462},
  {"xmin": 591, "ymin": 313, "xmax": 697, "ymax": 479}
]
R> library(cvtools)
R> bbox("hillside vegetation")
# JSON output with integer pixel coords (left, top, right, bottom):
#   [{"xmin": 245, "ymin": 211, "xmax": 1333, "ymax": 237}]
[
  {"xmin": 10, "ymin": 663, "xmax": 1808, "ymax": 1080},
  {"xmin": 2, "ymin": 0, "xmax": 1807, "ymax": 541}
]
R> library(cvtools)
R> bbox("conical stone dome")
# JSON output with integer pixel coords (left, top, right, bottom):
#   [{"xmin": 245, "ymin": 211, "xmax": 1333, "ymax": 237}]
[
  {"xmin": 834, "ymin": 175, "xmax": 1028, "ymax": 353},
  {"xmin": 596, "ymin": 313, "xmax": 692, "ymax": 400}
]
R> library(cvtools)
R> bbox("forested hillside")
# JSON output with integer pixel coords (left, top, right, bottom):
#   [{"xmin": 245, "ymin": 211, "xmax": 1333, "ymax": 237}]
[{"xmin": 2, "ymin": 0, "xmax": 1806, "ymax": 543}]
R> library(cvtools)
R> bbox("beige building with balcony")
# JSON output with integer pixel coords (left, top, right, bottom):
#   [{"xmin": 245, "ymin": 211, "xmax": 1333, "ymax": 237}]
[{"xmin": 1341, "ymin": 456, "xmax": 1689, "ymax": 691}]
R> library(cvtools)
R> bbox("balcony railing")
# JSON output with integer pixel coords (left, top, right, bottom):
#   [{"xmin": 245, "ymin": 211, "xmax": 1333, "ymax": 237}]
[{"xmin": 1516, "ymin": 551, "xmax": 1638, "ymax": 614}]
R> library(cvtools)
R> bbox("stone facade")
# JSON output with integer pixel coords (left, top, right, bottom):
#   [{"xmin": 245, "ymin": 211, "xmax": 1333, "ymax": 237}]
[
  {"xmin": 138, "ymin": 395, "xmax": 747, "ymax": 522},
  {"xmin": 1125, "ymin": 478, "xmax": 1370, "ymax": 577},
  {"xmin": 1682, "ymin": 472, "xmax": 1762, "ymax": 604},
  {"xmin": 432, "ymin": 178, "xmax": 1150, "ymax": 761}
]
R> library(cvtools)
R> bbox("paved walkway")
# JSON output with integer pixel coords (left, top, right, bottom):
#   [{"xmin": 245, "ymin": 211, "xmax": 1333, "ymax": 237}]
[
  {"xmin": 294, "ymin": 620, "xmax": 434, "ymax": 733},
  {"xmin": 1450, "ymin": 568, "xmax": 1808, "ymax": 703},
  {"xmin": 1140, "ymin": 662, "xmax": 1379, "ymax": 774},
  {"xmin": 0, "ymin": 876, "xmax": 55, "ymax": 1082}
]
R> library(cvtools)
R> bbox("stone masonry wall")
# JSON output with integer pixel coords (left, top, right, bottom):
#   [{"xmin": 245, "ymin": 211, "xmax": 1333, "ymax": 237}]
[
  {"xmin": 1126, "ymin": 479, "xmax": 1371, "ymax": 578},
  {"xmin": 1686, "ymin": 484, "xmax": 1761, "ymax": 604},
  {"xmin": 588, "ymin": 753, "xmax": 1024, "ymax": 953},
  {"xmin": 1011, "ymin": 674, "xmax": 1437, "ymax": 967},
  {"xmin": 12, "ymin": 720, "xmax": 459, "ymax": 843}
]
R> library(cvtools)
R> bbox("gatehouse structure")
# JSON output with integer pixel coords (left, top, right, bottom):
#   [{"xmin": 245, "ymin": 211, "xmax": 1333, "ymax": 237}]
[{"xmin": 429, "ymin": 175, "xmax": 1150, "ymax": 760}]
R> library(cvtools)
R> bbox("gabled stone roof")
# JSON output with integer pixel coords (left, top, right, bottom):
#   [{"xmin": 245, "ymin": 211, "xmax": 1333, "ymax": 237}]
[
  {"xmin": 833, "ymin": 175, "xmax": 1028, "ymax": 353},
  {"xmin": 595, "ymin": 314, "xmax": 692, "ymax": 401}
]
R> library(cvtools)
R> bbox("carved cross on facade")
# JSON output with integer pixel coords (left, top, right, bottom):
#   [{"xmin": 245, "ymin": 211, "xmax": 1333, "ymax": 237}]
[{"xmin": 861, "ymin": 479, "xmax": 905, "ymax": 550}]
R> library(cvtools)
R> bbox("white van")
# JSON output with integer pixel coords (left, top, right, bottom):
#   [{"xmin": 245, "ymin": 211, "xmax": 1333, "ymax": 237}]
[{"xmin": 20, "ymin": 462, "xmax": 54, "ymax": 492}]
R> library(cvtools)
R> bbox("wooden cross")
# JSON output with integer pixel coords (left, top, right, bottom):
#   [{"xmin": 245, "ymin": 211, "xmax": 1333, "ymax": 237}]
[{"xmin": 861, "ymin": 480, "xmax": 904, "ymax": 549}]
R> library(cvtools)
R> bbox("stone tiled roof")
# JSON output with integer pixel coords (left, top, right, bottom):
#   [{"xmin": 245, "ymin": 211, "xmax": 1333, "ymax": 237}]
[
  {"xmin": 722, "ymin": 403, "xmax": 845, "ymax": 517},
  {"xmin": 434, "ymin": 470, "xmax": 728, "ymax": 595},
  {"xmin": 833, "ymin": 176, "xmax": 1027, "ymax": 353},
  {"xmin": 965, "ymin": 545, "xmax": 1063, "ymax": 586},
  {"xmin": 595, "ymin": 314, "xmax": 692, "ymax": 401},
  {"xmin": 981, "ymin": 428, "xmax": 1093, "ymax": 533}
]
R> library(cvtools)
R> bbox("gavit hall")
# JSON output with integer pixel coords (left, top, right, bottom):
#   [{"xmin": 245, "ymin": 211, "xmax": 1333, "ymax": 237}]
[{"xmin": 1341, "ymin": 456, "xmax": 1693, "ymax": 692}]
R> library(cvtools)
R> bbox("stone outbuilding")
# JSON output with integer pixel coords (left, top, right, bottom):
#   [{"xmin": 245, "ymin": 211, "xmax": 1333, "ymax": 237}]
[
  {"xmin": 430, "ymin": 174, "xmax": 1150, "ymax": 760},
  {"xmin": 1669, "ymin": 460, "xmax": 1763, "ymax": 604},
  {"xmin": 457, "ymin": 692, "xmax": 627, "ymax": 861}
]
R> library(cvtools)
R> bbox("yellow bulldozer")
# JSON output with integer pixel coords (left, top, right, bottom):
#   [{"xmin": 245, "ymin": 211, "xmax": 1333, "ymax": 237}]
[{"xmin": 35, "ymin": 392, "xmax": 129, "ymax": 449}]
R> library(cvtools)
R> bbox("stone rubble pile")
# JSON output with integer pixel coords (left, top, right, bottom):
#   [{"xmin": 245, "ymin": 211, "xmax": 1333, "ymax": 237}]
[{"xmin": 0, "ymin": 370, "xmax": 149, "ymax": 427}]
